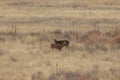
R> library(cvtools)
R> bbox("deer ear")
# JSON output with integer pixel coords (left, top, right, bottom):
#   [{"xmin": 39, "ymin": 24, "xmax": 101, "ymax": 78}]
[{"xmin": 54, "ymin": 39, "xmax": 57, "ymax": 42}]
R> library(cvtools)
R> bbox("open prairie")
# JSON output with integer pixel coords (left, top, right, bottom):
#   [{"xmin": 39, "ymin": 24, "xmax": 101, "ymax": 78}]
[{"xmin": 0, "ymin": 0, "xmax": 120, "ymax": 80}]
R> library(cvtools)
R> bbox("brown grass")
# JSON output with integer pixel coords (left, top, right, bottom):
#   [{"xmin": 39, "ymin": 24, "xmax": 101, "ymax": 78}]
[
  {"xmin": 0, "ymin": 26, "xmax": 120, "ymax": 80},
  {"xmin": 0, "ymin": 0, "xmax": 120, "ymax": 80}
]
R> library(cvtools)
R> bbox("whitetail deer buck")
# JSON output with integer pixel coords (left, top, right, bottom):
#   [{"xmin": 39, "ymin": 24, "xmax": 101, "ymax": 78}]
[
  {"xmin": 54, "ymin": 39, "xmax": 69, "ymax": 47},
  {"xmin": 50, "ymin": 43, "xmax": 65, "ymax": 50},
  {"xmin": 50, "ymin": 39, "xmax": 70, "ymax": 50}
]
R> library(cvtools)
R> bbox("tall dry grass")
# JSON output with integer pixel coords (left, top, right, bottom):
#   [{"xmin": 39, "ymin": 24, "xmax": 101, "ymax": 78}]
[{"xmin": 0, "ymin": 26, "xmax": 120, "ymax": 80}]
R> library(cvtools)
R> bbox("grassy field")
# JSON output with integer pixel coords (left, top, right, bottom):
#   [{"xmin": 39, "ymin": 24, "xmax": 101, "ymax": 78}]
[{"xmin": 0, "ymin": 0, "xmax": 120, "ymax": 80}]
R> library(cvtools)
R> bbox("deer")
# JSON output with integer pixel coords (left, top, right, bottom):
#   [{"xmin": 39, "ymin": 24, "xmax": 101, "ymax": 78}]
[
  {"xmin": 54, "ymin": 39, "xmax": 69, "ymax": 47},
  {"xmin": 50, "ymin": 43, "xmax": 66, "ymax": 51}
]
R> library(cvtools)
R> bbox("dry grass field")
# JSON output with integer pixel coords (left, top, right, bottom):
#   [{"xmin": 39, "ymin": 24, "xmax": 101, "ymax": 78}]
[{"xmin": 0, "ymin": 0, "xmax": 120, "ymax": 80}]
